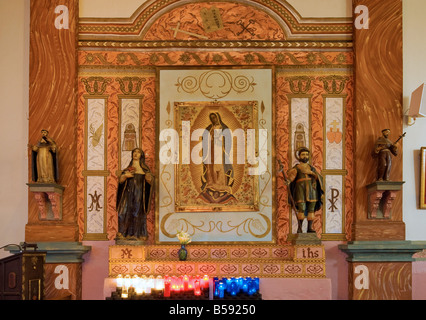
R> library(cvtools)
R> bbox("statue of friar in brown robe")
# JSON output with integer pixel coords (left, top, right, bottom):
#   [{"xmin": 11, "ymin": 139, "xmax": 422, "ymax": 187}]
[
  {"xmin": 373, "ymin": 129, "xmax": 398, "ymax": 181},
  {"xmin": 30, "ymin": 129, "xmax": 59, "ymax": 183}
]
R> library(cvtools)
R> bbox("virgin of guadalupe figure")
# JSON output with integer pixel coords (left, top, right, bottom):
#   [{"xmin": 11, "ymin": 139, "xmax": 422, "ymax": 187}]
[
  {"xmin": 30, "ymin": 129, "xmax": 59, "ymax": 183},
  {"xmin": 199, "ymin": 112, "xmax": 236, "ymax": 204},
  {"xmin": 116, "ymin": 148, "xmax": 153, "ymax": 241}
]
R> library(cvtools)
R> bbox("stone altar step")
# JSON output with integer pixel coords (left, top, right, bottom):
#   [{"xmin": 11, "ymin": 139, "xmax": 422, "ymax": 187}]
[
  {"xmin": 108, "ymin": 243, "xmax": 326, "ymax": 279},
  {"xmin": 110, "ymin": 244, "xmax": 325, "ymax": 261}
]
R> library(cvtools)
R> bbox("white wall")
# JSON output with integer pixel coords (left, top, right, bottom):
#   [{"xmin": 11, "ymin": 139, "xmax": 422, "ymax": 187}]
[
  {"xmin": 287, "ymin": 0, "xmax": 352, "ymax": 18},
  {"xmin": 79, "ymin": 0, "xmax": 147, "ymax": 18},
  {"xmin": 0, "ymin": 0, "xmax": 30, "ymax": 259},
  {"xmin": 402, "ymin": 0, "xmax": 426, "ymax": 240},
  {"xmin": 79, "ymin": 0, "xmax": 352, "ymax": 18}
]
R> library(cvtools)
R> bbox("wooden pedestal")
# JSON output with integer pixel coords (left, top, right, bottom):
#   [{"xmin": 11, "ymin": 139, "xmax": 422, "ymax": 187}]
[
  {"xmin": 340, "ymin": 241, "xmax": 426, "ymax": 300},
  {"xmin": 27, "ymin": 183, "xmax": 65, "ymax": 221},
  {"xmin": 7, "ymin": 242, "xmax": 91, "ymax": 300}
]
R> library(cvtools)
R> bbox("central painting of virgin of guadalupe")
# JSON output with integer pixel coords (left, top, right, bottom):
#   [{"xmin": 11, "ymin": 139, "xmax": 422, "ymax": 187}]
[{"xmin": 174, "ymin": 101, "xmax": 259, "ymax": 212}]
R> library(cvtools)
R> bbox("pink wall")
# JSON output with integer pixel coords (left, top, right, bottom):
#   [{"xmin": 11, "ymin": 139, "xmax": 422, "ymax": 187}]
[
  {"xmin": 82, "ymin": 241, "xmax": 115, "ymax": 300},
  {"xmin": 324, "ymin": 242, "xmax": 349, "ymax": 300},
  {"xmin": 413, "ymin": 261, "xmax": 426, "ymax": 300}
]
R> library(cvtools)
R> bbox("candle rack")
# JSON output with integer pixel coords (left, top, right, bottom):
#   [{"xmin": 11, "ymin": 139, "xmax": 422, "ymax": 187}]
[
  {"xmin": 108, "ymin": 274, "xmax": 210, "ymax": 300},
  {"xmin": 107, "ymin": 274, "xmax": 262, "ymax": 300},
  {"xmin": 107, "ymin": 287, "xmax": 209, "ymax": 300},
  {"xmin": 212, "ymin": 277, "xmax": 262, "ymax": 300}
]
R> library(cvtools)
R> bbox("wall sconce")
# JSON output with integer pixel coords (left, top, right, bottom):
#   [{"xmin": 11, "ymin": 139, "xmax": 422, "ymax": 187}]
[{"xmin": 407, "ymin": 83, "xmax": 425, "ymax": 126}]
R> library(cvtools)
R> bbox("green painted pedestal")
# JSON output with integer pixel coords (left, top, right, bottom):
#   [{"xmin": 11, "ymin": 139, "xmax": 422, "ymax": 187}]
[{"xmin": 339, "ymin": 241, "xmax": 426, "ymax": 300}]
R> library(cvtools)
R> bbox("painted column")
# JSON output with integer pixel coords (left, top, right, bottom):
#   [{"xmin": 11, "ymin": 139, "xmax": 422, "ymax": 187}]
[
  {"xmin": 340, "ymin": 241, "xmax": 426, "ymax": 300},
  {"xmin": 351, "ymin": 0, "xmax": 404, "ymax": 241},
  {"xmin": 321, "ymin": 75, "xmax": 349, "ymax": 240},
  {"xmin": 340, "ymin": 0, "xmax": 426, "ymax": 300},
  {"xmin": 286, "ymin": 76, "xmax": 313, "ymax": 236},
  {"xmin": 81, "ymin": 89, "xmax": 109, "ymax": 241},
  {"xmin": 27, "ymin": 0, "xmax": 79, "ymax": 241},
  {"xmin": 26, "ymin": 0, "xmax": 91, "ymax": 300}
]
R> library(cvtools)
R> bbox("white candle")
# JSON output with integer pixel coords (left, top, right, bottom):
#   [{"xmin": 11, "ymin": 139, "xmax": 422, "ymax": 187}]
[
  {"xmin": 116, "ymin": 274, "xmax": 123, "ymax": 289},
  {"xmin": 146, "ymin": 275, "xmax": 154, "ymax": 294},
  {"xmin": 155, "ymin": 276, "xmax": 164, "ymax": 290}
]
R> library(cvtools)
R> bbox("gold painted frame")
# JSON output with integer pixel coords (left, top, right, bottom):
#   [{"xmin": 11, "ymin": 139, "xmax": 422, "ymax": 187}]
[
  {"xmin": 286, "ymin": 93, "xmax": 313, "ymax": 237},
  {"xmin": 82, "ymin": 94, "xmax": 109, "ymax": 241},
  {"xmin": 117, "ymin": 94, "xmax": 144, "ymax": 171},
  {"xmin": 287, "ymin": 93, "xmax": 313, "ymax": 167},
  {"xmin": 321, "ymin": 93, "xmax": 347, "ymax": 241},
  {"xmin": 173, "ymin": 100, "xmax": 260, "ymax": 213},
  {"xmin": 421, "ymin": 147, "xmax": 426, "ymax": 209}
]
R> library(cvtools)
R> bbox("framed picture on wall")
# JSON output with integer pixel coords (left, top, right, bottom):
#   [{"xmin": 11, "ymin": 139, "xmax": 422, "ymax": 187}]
[{"xmin": 421, "ymin": 147, "xmax": 426, "ymax": 209}]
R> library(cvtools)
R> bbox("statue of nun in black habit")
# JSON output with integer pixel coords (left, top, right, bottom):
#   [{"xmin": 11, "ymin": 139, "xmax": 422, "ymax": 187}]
[{"xmin": 116, "ymin": 148, "xmax": 153, "ymax": 242}]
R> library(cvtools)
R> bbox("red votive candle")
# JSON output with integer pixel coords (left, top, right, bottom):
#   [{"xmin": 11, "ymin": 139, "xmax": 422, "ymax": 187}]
[
  {"xmin": 183, "ymin": 275, "xmax": 189, "ymax": 291},
  {"xmin": 202, "ymin": 275, "xmax": 209, "ymax": 290},
  {"xmin": 164, "ymin": 282, "xmax": 171, "ymax": 297},
  {"xmin": 194, "ymin": 280, "xmax": 201, "ymax": 296}
]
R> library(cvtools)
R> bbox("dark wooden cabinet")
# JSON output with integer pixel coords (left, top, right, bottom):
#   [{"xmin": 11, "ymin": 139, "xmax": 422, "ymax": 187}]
[{"xmin": 0, "ymin": 251, "xmax": 46, "ymax": 300}]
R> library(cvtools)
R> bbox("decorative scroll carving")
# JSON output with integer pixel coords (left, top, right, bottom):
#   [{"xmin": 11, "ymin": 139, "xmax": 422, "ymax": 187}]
[
  {"xmin": 319, "ymin": 75, "xmax": 349, "ymax": 94},
  {"xmin": 47, "ymin": 192, "xmax": 61, "ymax": 220},
  {"xmin": 27, "ymin": 183, "xmax": 64, "ymax": 221},
  {"xmin": 81, "ymin": 77, "xmax": 112, "ymax": 95},
  {"xmin": 366, "ymin": 182, "xmax": 404, "ymax": 219},
  {"xmin": 381, "ymin": 191, "xmax": 397, "ymax": 219},
  {"xmin": 33, "ymin": 192, "xmax": 48, "ymax": 220},
  {"xmin": 175, "ymin": 70, "xmax": 256, "ymax": 99},
  {"xmin": 368, "ymin": 191, "xmax": 383, "ymax": 219},
  {"xmin": 285, "ymin": 76, "xmax": 313, "ymax": 94},
  {"xmin": 116, "ymin": 77, "xmax": 146, "ymax": 95}
]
